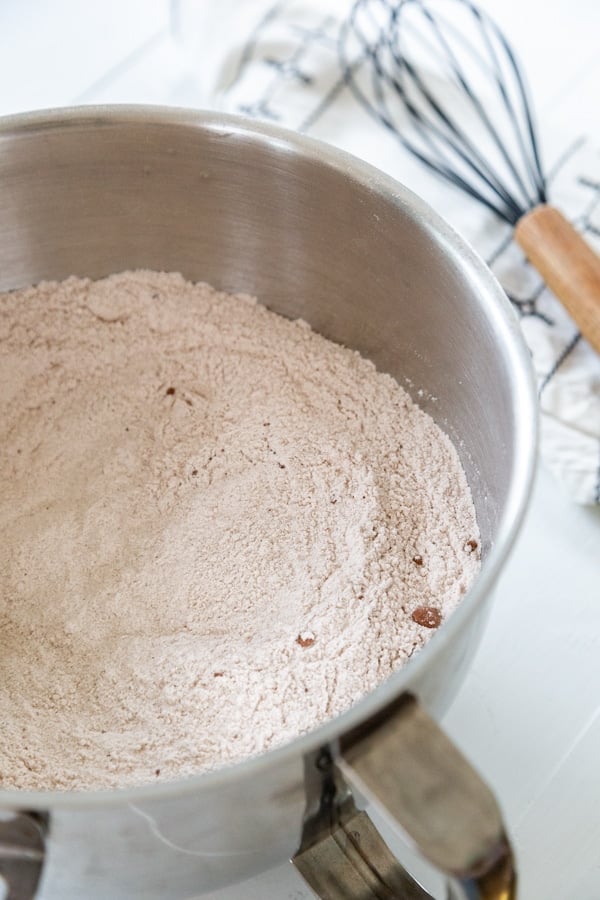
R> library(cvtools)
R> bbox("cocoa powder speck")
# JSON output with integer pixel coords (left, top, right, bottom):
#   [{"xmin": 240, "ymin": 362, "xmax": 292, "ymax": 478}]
[{"xmin": 0, "ymin": 270, "xmax": 480, "ymax": 790}]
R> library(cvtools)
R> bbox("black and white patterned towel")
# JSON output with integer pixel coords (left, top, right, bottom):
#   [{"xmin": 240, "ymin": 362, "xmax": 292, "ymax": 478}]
[{"xmin": 175, "ymin": 0, "xmax": 600, "ymax": 504}]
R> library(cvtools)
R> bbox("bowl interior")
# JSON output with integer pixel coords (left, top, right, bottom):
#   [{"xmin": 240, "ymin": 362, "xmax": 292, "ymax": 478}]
[{"xmin": 0, "ymin": 109, "xmax": 533, "ymax": 556}]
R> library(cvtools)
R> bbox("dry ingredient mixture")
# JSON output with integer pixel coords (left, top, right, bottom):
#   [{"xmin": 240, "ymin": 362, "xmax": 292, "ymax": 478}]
[{"xmin": 0, "ymin": 271, "xmax": 480, "ymax": 791}]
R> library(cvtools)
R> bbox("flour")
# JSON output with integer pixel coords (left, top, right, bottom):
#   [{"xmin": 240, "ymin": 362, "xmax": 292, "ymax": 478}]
[{"xmin": 0, "ymin": 271, "xmax": 480, "ymax": 791}]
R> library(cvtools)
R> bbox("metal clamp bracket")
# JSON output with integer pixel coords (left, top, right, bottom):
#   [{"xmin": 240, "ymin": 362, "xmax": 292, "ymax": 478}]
[
  {"xmin": 293, "ymin": 693, "xmax": 516, "ymax": 900},
  {"xmin": 0, "ymin": 811, "xmax": 47, "ymax": 900}
]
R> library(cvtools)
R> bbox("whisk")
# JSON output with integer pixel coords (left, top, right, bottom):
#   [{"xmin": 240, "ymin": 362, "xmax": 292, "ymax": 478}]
[{"xmin": 339, "ymin": 0, "xmax": 600, "ymax": 353}]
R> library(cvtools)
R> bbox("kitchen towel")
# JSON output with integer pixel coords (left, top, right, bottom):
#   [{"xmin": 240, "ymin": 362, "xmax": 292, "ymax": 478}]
[{"xmin": 174, "ymin": 0, "xmax": 600, "ymax": 504}]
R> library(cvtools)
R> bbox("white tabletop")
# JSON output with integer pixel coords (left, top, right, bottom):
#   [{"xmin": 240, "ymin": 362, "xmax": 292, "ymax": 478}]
[{"xmin": 1, "ymin": 2, "xmax": 598, "ymax": 899}]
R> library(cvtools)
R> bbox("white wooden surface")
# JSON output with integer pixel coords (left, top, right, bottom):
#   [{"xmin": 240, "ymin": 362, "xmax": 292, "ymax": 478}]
[{"xmin": 0, "ymin": 2, "xmax": 599, "ymax": 899}]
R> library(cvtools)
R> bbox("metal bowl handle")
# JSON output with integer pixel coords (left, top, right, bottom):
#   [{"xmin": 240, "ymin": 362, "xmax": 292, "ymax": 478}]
[
  {"xmin": 293, "ymin": 693, "xmax": 516, "ymax": 899},
  {"xmin": 0, "ymin": 811, "xmax": 46, "ymax": 900}
]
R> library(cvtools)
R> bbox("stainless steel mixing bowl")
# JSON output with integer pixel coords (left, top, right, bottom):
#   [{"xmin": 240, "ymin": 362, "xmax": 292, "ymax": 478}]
[{"xmin": 0, "ymin": 107, "xmax": 536, "ymax": 900}]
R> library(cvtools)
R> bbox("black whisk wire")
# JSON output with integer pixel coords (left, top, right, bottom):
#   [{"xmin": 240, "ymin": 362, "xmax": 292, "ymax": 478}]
[
  {"xmin": 474, "ymin": 7, "xmax": 547, "ymax": 203},
  {"xmin": 408, "ymin": 6, "xmax": 537, "ymax": 208},
  {"xmin": 339, "ymin": 0, "xmax": 547, "ymax": 225},
  {"xmin": 389, "ymin": 28, "xmax": 529, "ymax": 219}
]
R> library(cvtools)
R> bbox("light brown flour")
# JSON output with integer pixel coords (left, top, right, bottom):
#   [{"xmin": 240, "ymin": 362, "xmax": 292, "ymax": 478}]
[{"xmin": 0, "ymin": 271, "xmax": 479, "ymax": 791}]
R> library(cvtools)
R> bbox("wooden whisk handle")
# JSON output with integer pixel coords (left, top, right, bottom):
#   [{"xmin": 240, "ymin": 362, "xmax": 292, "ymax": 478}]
[{"xmin": 515, "ymin": 204, "xmax": 600, "ymax": 354}]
